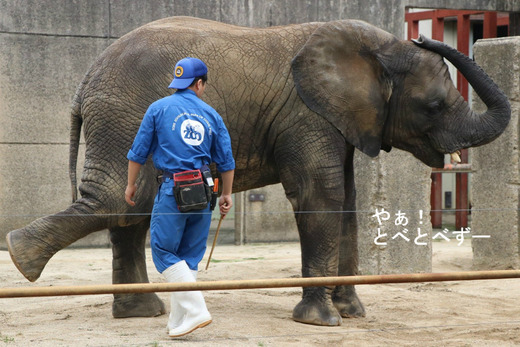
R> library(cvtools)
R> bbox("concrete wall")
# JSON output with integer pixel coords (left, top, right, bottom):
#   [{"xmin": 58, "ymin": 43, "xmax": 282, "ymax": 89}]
[
  {"xmin": 406, "ymin": 0, "xmax": 520, "ymax": 12},
  {"xmin": 0, "ymin": 1, "xmax": 114, "ymax": 247},
  {"xmin": 470, "ymin": 37, "xmax": 520, "ymax": 270},
  {"xmin": 1, "ymin": 0, "xmax": 516, "ymax": 273}
]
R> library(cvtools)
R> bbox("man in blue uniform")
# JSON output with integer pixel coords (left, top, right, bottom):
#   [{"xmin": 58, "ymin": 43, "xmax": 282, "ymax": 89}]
[{"xmin": 125, "ymin": 57, "xmax": 235, "ymax": 338}]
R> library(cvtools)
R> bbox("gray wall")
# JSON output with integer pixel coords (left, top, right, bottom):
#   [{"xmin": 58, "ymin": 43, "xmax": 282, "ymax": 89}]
[
  {"xmin": 470, "ymin": 37, "xmax": 520, "ymax": 270},
  {"xmin": 1, "ymin": 0, "xmax": 517, "ymax": 273}
]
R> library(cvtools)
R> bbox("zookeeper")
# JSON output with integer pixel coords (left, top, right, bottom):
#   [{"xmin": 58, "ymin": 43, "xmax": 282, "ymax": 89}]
[{"xmin": 125, "ymin": 57, "xmax": 235, "ymax": 338}]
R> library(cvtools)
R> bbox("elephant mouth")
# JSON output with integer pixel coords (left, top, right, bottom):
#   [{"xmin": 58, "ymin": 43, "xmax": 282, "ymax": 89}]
[
  {"xmin": 415, "ymin": 147, "xmax": 462, "ymax": 169},
  {"xmin": 449, "ymin": 150, "xmax": 462, "ymax": 163}
]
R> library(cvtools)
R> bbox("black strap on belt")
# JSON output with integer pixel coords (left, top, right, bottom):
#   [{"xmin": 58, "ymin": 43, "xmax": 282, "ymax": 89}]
[{"xmin": 157, "ymin": 171, "xmax": 174, "ymax": 183}]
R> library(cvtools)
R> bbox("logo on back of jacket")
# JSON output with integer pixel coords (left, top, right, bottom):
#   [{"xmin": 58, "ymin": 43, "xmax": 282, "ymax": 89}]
[{"xmin": 172, "ymin": 112, "xmax": 213, "ymax": 146}]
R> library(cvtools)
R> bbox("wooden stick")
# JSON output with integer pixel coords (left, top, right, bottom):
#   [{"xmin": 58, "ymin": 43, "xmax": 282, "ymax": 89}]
[
  {"xmin": 2, "ymin": 270, "xmax": 520, "ymax": 299},
  {"xmin": 205, "ymin": 214, "xmax": 224, "ymax": 270}
]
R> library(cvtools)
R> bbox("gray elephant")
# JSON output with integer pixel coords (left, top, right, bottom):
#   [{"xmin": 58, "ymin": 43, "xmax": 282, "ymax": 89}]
[{"xmin": 6, "ymin": 17, "xmax": 510, "ymax": 326}]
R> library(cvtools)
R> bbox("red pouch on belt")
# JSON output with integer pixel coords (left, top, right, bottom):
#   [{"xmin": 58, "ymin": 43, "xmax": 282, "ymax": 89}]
[{"xmin": 173, "ymin": 170, "xmax": 210, "ymax": 212}]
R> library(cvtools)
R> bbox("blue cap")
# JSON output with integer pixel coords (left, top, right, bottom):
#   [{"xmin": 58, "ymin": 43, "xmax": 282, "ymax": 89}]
[{"xmin": 168, "ymin": 57, "xmax": 208, "ymax": 89}]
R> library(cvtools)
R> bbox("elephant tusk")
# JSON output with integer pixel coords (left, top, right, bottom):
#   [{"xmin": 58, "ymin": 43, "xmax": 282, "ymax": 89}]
[{"xmin": 450, "ymin": 151, "xmax": 461, "ymax": 163}]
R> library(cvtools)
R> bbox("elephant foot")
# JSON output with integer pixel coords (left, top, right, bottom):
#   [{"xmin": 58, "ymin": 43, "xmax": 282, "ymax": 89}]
[
  {"xmin": 6, "ymin": 229, "xmax": 52, "ymax": 282},
  {"xmin": 332, "ymin": 285, "xmax": 366, "ymax": 318},
  {"xmin": 292, "ymin": 288, "xmax": 342, "ymax": 326},
  {"xmin": 112, "ymin": 293, "xmax": 166, "ymax": 318}
]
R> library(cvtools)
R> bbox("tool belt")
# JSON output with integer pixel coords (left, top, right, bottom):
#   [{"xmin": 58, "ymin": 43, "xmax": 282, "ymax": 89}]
[{"xmin": 161, "ymin": 170, "xmax": 212, "ymax": 213}]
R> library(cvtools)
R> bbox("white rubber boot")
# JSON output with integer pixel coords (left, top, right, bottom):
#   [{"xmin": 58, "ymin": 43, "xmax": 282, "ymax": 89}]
[
  {"xmin": 166, "ymin": 296, "xmax": 183, "ymax": 332},
  {"xmin": 163, "ymin": 265, "xmax": 200, "ymax": 331},
  {"xmin": 166, "ymin": 261, "xmax": 212, "ymax": 338},
  {"xmin": 163, "ymin": 263, "xmax": 192, "ymax": 332}
]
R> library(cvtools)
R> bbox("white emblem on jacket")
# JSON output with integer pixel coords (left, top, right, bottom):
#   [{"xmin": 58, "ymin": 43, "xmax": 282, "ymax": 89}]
[{"xmin": 180, "ymin": 119, "xmax": 205, "ymax": 146}]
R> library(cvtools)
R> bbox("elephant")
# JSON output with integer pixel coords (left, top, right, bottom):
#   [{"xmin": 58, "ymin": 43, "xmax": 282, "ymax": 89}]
[{"xmin": 6, "ymin": 17, "xmax": 510, "ymax": 326}]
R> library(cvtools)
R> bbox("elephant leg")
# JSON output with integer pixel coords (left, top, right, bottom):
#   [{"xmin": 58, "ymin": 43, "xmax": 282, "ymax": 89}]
[
  {"xmin": 275, "ymin": 121, "xmax": 347, "ymax": 326},
  {"xmin": 6, "ymin": 201, "xmax": 108, "ymax": 282},
  {"xmin": 110, "ymin": 219, "xmax": 166, "ymax": 318},
  {"xmin": 291, "ymin": 209, "xmax": 343, "ymax": 326},
  {"xmin": 332, "ymin": 146, "xmax": 366, "ymax": 318}
]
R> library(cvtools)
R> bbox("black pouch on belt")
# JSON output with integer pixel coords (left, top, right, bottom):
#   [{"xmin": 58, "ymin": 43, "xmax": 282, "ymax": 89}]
[
  {"xmin": 200, "ymin": 164, "xmax": 217, "ymax": 211},
  {"xmin": 173, "ymin": 170, "xmax": 211, "ymax": 212}
]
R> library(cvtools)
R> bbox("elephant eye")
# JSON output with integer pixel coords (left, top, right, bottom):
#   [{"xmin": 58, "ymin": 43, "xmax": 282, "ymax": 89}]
[{"xmin": 426, "ymin": 100, "xmax": 444, "ymax": 115}]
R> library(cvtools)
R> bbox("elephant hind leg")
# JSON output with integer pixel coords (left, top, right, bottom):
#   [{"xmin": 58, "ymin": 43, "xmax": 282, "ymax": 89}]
[
  {"xmin": 6, "ymin": 230, "xmax": 44, "ymax": 282},
  {"xmin": 6, "ymin": 202, "xmax": 109, "ymax": 282},
  {"xmin": 110, "ymin": 219, "xmax": 165, "ymax": 318}
]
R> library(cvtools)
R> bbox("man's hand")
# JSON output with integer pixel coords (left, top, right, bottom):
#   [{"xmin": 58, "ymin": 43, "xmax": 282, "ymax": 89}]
[
  {"xmin": 126, "ymin": 160, "xmax": 142, "ymax": 206},
  {"xmin": 219, "ymin": 169, "xmax": 234, "ymax": 217},
  {"xmin": 125, "ymin": 184, "xmax": 137, "ymax": 206},
  {"xmin": 219, "ymin": 194, "xmax": 233, "ymax": 217}
]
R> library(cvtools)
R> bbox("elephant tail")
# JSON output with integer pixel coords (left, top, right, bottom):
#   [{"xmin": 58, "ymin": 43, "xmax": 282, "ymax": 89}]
[{"xmin": 69, "ymin": 91, "xmax": 83, "ymax": 203}]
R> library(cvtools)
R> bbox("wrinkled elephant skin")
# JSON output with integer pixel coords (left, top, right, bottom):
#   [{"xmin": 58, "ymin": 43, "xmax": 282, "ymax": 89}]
[{"xmin": 6, "ymin": 17, "xmax": 510, "ymax": 325}]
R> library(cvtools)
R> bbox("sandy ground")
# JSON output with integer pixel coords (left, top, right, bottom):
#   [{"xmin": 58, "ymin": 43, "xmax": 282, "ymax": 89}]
[{"xmin": 1, "ymin": 239, "xmax": 520, "ymax": 347}]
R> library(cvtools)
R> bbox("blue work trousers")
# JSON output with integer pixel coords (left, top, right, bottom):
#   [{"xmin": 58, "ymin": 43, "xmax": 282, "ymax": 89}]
[{"xmin": 150, "ymin": 179, "xmax": 212, "ymax": 273}]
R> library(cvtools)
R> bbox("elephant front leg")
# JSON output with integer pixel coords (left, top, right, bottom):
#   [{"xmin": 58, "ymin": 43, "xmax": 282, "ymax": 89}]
[
  {"xmin": 110, "ymin": 219, "xmax": 166, "ymax": 318},
  {"xmin": 331, "ymin": 215, "xmax": 366, "ymax": 318},
  {"xmin": 291, "ymin": 208, "xmax": 343, "ymax": 326},
  {"xmin": 332, "ymin": 146, "xmax": 366, "ymax": 318},
  {"xmin": 276, "ymin": 126, "xmax": 348, "ymax": 326}
]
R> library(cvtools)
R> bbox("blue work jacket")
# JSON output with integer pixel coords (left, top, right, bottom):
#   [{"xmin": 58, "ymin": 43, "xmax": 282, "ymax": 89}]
[{"xmin": 127, "ymin": 89, "xmax": 235, "ymax": 174}]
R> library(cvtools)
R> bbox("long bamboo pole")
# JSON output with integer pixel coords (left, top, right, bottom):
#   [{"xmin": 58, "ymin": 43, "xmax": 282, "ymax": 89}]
[
  {"xmin": 1, "ymin": 270, "xmax": 520, "ymax": 299},
  {"xmin": 206, "ymin": 214, "xmax": 224, "ymax": 270},
  {"xmin": 205, "ymin": 178, "xmax": 222, "ymax": 270}
]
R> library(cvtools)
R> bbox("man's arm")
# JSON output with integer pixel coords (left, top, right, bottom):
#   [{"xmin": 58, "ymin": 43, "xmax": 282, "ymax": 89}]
[
  {"xmin": 125, "ymin": 160, "xmax": 142, "ymax": 206},
  {"xmin": 219, "ymin": 169, "xmax": 234, "ymax": 216}
]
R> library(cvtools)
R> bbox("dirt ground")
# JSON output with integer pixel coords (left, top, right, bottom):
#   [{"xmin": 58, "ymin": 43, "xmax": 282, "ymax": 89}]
[{"xmin": 1, "ymin": 239, "xmax": 520, "ymax": 347}]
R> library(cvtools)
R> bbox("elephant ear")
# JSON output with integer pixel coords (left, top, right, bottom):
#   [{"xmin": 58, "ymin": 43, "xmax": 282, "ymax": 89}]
[{"xmin": 291, "ymin": 21, "xmax": 393, "ymax": 157}]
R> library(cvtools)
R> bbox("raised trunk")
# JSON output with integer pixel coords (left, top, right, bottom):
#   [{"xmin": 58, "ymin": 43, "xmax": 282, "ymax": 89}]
[{"xmin": 413, "ymin": 35, "xmax": 511, "ymax": 149}]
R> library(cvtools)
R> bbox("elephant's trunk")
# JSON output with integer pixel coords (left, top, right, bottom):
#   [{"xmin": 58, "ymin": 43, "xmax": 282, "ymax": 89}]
[{"xmin": 413, "ymin": 35, "xmax": 511, "ymax": 150}]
